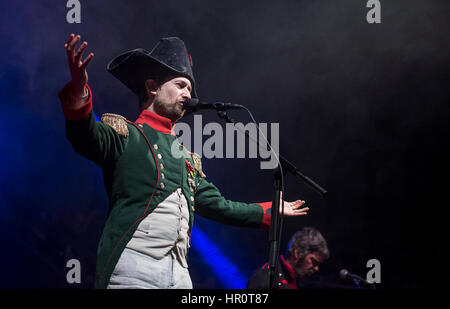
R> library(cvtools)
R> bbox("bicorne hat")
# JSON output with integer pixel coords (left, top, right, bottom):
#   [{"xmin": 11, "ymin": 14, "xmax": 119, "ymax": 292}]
[{"xmin": 107, "ymin": 37, "xmax": 197, "ymax": 98}]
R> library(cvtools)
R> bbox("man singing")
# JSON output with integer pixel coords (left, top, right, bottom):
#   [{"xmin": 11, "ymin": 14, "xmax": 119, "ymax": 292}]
[{"xmin": 59, "ymin": 34, "xmax": 309, "ymax": 289}]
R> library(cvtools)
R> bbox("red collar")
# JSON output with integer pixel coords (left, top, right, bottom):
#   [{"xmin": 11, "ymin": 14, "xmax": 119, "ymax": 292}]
[
  {"xmin": 135, "ymin": 110, "xmax": 176, "ymax": 136},
  {"xmin": 280, "ymin": 255, "xmax": 298, "ymax": 289}
]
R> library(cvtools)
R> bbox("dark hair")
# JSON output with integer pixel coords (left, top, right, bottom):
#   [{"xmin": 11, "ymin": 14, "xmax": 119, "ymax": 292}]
[
  {"xmin": 138, "ymin": 71, "xmax": 179, "ymax": 109},
  {"xmin": 138, "ymin": 77, "xmax": 160, "ymax": 109},
  {"xmin": 138, "ymin": 87, "xmax": 149, "ymax": 108},
  {"xmin": 286, "ymin": 227, "xmax": 330, "ymax": 260}
]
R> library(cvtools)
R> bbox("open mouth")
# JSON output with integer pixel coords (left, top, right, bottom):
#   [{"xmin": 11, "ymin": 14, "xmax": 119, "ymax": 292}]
[{"xmin": 178, "ymin": 101, "xmax": 187, "ymax": 110}]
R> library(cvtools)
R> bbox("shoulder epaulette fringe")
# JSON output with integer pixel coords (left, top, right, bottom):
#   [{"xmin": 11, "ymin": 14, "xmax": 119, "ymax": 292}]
[{"xmin": 101, "ymin": 113, "xmax": 129, "ymax": 137}]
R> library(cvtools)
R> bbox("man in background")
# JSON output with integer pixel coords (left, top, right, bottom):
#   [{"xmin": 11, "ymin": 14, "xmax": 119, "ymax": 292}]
[{"xmin": 247, "ymin": 227, "xmax": 329, "ymax": 289}]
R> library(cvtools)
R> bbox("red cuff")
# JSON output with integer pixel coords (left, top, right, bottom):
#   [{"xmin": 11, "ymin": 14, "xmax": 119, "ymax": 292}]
[
  {"xmin": 256, "ymin": 202, "xmax": 272, "ymax": 230},
  {"xmin": 59, "ymin": 83, "xmax": 93, "ymax": 121}
]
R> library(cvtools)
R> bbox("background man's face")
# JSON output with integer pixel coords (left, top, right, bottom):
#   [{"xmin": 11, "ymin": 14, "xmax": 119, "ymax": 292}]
[
  {"xmin": 152, "ymin": 76, "xmax": 192, "ymax": 122},
  {"xmin": 294, "ymin": 252, "xmax": 324, "ymax": 279}
]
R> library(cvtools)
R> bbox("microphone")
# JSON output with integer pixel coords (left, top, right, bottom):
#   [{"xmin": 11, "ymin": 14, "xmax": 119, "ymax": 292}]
[
  {"xmin": 183, "ymin": 98, "xmax": 244, "ymax": 112},
  {"xmin": 339, "ymin": 269, "xmax": 372, "ymax": 286}
]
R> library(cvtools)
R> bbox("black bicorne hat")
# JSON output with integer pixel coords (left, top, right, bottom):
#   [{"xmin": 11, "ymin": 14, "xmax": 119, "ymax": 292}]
[{"xmin": 107, "ymin": 37, "xmax": 197, "ymax": 98}]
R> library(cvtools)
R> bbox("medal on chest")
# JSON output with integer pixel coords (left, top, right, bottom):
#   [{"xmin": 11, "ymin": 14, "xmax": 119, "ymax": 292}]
[{"xmin": 185, "ymin": 159, "xmax": 197, "ymax": 191}]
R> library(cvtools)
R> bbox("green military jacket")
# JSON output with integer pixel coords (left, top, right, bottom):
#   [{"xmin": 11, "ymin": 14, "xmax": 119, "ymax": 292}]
[{"xmin": 59, "ymin": 84, "xmax": 271, "ymax": 289}]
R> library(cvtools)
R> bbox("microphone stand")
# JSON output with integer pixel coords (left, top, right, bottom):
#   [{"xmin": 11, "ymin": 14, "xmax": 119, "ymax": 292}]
[{"xmin": 213, "ymin": 109, "xmax": 327, "ymax": 289}]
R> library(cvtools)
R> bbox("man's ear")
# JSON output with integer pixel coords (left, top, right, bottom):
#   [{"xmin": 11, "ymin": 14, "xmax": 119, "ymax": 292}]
[
  {"xmin": 145, "ymin": 79, "xmax": 158, "ymax": 96},
  {"xmin": 294, "ymin": 248, "xmax": 300, "ymax": 261}
]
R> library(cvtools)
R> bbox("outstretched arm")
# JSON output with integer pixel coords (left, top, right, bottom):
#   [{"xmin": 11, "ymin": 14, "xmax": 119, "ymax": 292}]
[
  {"xmin": 60, "ymin": 33, "xmax": 126, "ymax": 166},
  {"xmin": 194, "ymin": 178, "xmax": 309, "ymax": 229}
]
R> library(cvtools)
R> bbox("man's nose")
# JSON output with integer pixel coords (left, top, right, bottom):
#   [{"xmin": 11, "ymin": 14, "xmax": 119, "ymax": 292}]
[{"xmin": 183, "ymin": 88, "xmax": 191, "ymax": 100}]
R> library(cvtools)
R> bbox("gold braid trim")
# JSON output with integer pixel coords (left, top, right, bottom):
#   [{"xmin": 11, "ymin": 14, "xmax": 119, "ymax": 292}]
[
  {"xmin": 101, "ymin": 113, "xmax": 129, "ymax": 137},
  {"xmin": 191, "ymin": 152, "xmax": 206, "ymax": 178}
]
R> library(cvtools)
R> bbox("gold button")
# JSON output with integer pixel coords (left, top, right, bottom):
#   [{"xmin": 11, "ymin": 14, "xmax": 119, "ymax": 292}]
[
  {"xmin": 157, "ymin": 154, "xmax": 162, "ymax": 159},
  {"xmin": 161, "ymin": 173, "xmax": 165, "ymax": 179},
  {"xmin": 153, "ymin": 144, "xmax": 158, "ymax": 150},
  {"xmin": 160, "ymin": 182, "xmax": 165, "ymax": 189},
  {"xmin": 190, "ymin": 196, "xmax": 194, "ymax": 202},
  {"xmin": 189, "ymin": 187, "xmax": 194, "ymax": 192},
  {"xmin": 191, "ymin": 206, "xmax": 195, "ymax": 211},
  {"xmin": 160, "ymin": 163, "xmax": 164, "ymax": 169}
]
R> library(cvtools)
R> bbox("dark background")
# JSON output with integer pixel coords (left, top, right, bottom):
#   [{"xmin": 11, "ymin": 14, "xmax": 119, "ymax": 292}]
[{"xmin": 0, "ymin": 0, "xmax": 447, "ymax": 289}]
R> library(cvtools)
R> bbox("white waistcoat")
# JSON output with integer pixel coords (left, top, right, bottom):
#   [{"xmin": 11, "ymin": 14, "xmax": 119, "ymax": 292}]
[{"xmin": 126, "ymin": 188, "xmax": 190, "ymax": 268}]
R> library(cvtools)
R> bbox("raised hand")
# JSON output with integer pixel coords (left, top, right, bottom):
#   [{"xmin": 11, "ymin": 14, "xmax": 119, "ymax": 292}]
[{"xmin": 64, "ymin": 33, "xmax": 94, "ymax": 98}]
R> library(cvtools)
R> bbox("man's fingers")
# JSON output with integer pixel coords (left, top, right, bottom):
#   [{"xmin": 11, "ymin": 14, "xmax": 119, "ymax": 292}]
[
  {"xmin": 65, "ymin": 34, "xmax": 80, "ymax": 64},
  {"xmin": 80, "ymin": 53, "xmax": 94, "ymax": 70},
  {"xmin": 75, "ymin": 42, "xmax": 88, "ymax": 63},
  {"xmin": 291, "ymin": 206, "xmax": 309, "ymax": 212},
  {"xmin": 293, "ymin": 207, "xmax": 309, "ymax": 216},
  {"xmin": 288, "ymin": 200, "xmax": 306, "ymax": 209},
  {"xmin": 68, "ymin": 35, "xmax": 81, "ymax": 52},
  {"xmin": 66, "ymin": 33, "xmax": 75, "ymax": 48},
  {"xmin": 281, "ymin": 210, "xmax": 309, "ymax": 216}
]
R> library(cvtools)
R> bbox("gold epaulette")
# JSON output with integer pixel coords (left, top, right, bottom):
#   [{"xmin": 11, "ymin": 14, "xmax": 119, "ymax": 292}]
[
  {"xmin": 101, "ymin": 113, "xmax": 129, "ymax": 137},
  {"xmin": 191, "ymin": 152, "xmax": 206, "ymax": 178}
]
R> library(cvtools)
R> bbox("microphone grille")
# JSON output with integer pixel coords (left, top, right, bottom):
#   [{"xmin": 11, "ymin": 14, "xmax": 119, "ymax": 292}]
[
  {"xmin": 183, "ymin": 98, "xmax": 199, "ymax": 111},
  {"xmin": 339, "ymin": 269, "xmax": 349, "ymax": 279}
]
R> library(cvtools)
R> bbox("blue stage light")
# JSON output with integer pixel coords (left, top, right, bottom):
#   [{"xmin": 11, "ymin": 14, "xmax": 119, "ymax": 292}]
[
  {"xmin": 93, "ymin": 110, "xmax": 100, "ymax": 122},
  {"xmin": 190, "ymin": 226, "xmax": 247, "ymax": 289}
]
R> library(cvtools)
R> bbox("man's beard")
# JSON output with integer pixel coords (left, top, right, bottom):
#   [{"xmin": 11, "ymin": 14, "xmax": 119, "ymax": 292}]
[
  {"xmin": 153, "ymin": 97, "xmax": 184, "ymax": 122},
  {"xmin": 293, "ymin": 259, "xmax": 312, "ymax": 279},
  {"xmin": 294, "ymin": 265, "xmax": 308, "ymax": 279}
]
